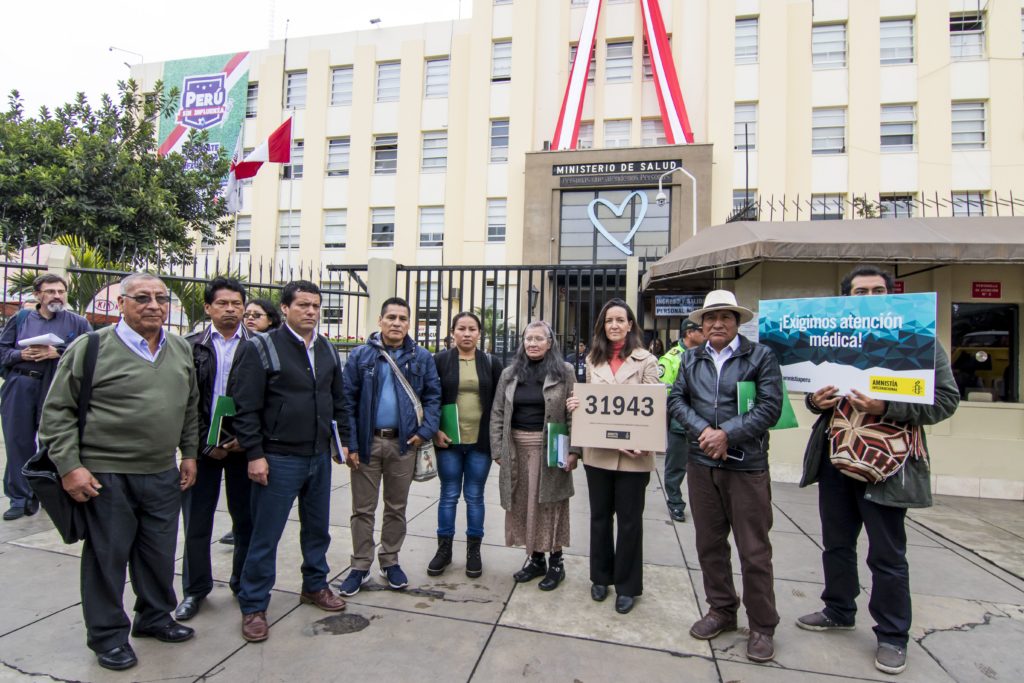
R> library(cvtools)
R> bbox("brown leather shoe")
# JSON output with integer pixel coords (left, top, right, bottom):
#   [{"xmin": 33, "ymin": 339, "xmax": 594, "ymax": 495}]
[
  {"xmin": 242, "ymin": 612, "xmax": 269, "ymax": 642},
  {"xmin": 747, "ymin": 631, "xmax": 775, "ymax": 663},
  {"xmin": 299, "ymin": 587, "xmax": 347, "ymax": 612},
  {"xmin": 689, "ymin": 612, "xmax": 738, "ymax": 640}
]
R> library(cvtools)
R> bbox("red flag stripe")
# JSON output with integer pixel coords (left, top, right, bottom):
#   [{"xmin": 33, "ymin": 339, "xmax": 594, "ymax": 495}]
[
  {"xmin": 552, "ymin": 0, "xmax": 602, "ymax": 150},
  {"xmin": 640, "ymin": 0, "xmax": 694, "ymax": 144}
]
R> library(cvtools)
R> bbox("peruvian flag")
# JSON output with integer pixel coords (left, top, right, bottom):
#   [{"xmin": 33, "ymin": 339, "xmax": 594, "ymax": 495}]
[
  {"xmin": 640, "ymin": 0, "xmax": 694, "ymax": 144},
  {"xmin": 233, "ymin": 118, "xmax": 292, "ymax": 180},
  {"xmin": 224, "ymin": 134, "xmax": 244, "ymax": 213}
]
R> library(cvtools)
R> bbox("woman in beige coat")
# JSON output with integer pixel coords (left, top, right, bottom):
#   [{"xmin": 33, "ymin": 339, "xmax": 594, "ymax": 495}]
[
  {"xmin": 567, "ymin": 298, "xmax": 660, "ymax": 614},
  {"xmin": 491, "ymin": 321, "xmax": 579, "ymax": 591}
]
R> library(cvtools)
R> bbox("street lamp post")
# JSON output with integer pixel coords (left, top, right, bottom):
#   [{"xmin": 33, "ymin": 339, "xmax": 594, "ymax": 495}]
[
  {"xmin": 108, "ymin": 46, "xmax": 144, "ymax": 69},
  {"xmin": 655, "ymin": 165, "xmax": 697, "ymax": 237}
]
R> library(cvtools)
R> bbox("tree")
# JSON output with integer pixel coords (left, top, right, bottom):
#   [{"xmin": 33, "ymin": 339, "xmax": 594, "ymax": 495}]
[
  {"xmin": 5, "ymin": 235, "xmax": 121, "ymax": 315},
  {"xmin": 0, "ymin": 81, "xmax": 231, "ymax": 265}
]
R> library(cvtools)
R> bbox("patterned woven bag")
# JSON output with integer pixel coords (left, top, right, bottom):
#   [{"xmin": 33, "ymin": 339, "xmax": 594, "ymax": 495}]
[{"xmin": 829, "ymin": 398, "xmax": 924, "ymax": 484}]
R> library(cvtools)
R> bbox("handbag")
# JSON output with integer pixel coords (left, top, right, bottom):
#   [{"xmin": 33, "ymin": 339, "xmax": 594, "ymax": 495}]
[
  {"xmin": 828, "ymin": 398, "xmax": 924, "ymax": 484},
  {"xmin": 22, "ymin": 331, "xmax": 99, "ymax": 544},
  {"xmin": 379, "ymin": 348, "xmax": 437, "ymax": 482}
]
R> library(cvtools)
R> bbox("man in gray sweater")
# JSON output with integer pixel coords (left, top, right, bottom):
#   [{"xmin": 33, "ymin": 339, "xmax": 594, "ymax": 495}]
[{"xmin": 38, "ymin": 273, "xmax": 199, "ymax": 672}]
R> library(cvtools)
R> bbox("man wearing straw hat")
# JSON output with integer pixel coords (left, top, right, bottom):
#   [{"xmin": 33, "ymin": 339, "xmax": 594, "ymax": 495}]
[{"xmin": 667, "ymin": 289, "xmax": 783, "ymax": 663}]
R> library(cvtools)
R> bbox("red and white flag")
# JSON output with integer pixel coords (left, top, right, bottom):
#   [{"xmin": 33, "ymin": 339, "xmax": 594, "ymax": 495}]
[
  {"xmin": 552, "ymin": 0, "xmax": 602, "ymax": 150},
  {"xmin": 224, "ymin": 133, "xmax": 245, "ymax": 214},
  {"xmin": 640, "ymin": 0, "xmax": 694, "ymax": 144},
  {"xmin": 234, "ymin": 117, "xmax": 292, "ymax": 180}
]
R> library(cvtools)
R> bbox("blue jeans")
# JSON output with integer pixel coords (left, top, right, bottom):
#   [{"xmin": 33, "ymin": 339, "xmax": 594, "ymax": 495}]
[
  {"xmin": 238, "ymin": 453, "xmax": 332, "ymax": 614},
  {"xmin": 436, "ymin": 445, "xmax": 491, "ymax": 538}
]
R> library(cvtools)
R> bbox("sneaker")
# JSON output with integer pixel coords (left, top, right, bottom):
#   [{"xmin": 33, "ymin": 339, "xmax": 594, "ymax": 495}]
[
  {"xmin": 380, "ymin": 564, "xmax": 409, "ymax": 590},
  {"xmin": 796, "ymin": 611, "xmax": 856, "ymax": 632},
  {"xmin": 668, "ymin": 504, "xmax": 686, "ymax": 523},
  {"xmin": 875, "ymin": 643, "xmax": 907, "ymax": 675},
  {"xmin": 338, "ymin": 569, "xmax": 370, "ymax": 597}
]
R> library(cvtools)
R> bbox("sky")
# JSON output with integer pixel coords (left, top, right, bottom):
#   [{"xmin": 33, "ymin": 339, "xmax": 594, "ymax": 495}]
[{"xmin": 1, "ymin": 0, "xmax": 467, "ymax": 115}]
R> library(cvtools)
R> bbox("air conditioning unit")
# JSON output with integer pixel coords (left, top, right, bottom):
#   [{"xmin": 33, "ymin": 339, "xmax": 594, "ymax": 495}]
[{"xmin": 448, "ymin": 287, "xmax": 461, "ymax": 299}]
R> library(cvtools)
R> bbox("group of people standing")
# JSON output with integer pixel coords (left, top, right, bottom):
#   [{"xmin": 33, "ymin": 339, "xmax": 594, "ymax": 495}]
[{"xmin": 0, "ymin": 265, "xmax": 957, "ymax": 676}]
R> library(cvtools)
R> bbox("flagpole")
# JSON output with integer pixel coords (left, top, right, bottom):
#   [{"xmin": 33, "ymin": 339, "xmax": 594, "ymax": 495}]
[{"xmin": 274, "ymin": 19, "xmax": 291, "ymax": 273}]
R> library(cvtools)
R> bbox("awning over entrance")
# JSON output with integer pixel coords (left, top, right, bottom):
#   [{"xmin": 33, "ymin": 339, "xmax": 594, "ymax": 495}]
[{"xmin": 644, "ymin": 216, "xmax": 1024, "ymax": 286}]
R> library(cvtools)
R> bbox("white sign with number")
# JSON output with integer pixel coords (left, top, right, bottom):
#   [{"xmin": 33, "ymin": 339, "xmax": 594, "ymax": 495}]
[{"xmin": 570, "ymin": 383, "xmax": 667, "ymax": 452}]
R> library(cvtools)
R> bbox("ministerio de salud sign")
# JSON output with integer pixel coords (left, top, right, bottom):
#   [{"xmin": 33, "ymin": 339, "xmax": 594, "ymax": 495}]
[{"xmin": 552, "ymin": 159, "xmax": 682, "ymax": 187}]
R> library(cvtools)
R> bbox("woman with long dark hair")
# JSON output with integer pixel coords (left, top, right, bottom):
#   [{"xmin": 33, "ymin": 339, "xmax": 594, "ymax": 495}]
[
  {"xmin": 568, "ymin": 298, "xmax": 660, "ymax": 614},
  {"xmin": 490, "ymin": 320, "xmax": 579, "ymax": 591},
  {"xmin": 428, "ymin": 312, "xmax": 504, "ymax": 578}
]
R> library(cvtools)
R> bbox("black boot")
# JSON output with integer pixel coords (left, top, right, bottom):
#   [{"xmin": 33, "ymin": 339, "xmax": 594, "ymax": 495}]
[
  {"xmin": 538, "ymin": 551, "xmax": 565, "ymax": 591},
  {"xmin": 466, "ymin": 536, "xmax": 483, "ymax": 578},
  {"xmin": 427, "ymin": 536, "xmax": 453, "ymax": 576},
  {"xmin": 513, "ymin": 552, "xmax": 546, "ymax": 583}
]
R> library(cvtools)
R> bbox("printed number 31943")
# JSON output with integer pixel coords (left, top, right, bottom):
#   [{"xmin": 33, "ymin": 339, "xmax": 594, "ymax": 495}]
[{"xmin": 584, "ymin": 395, "xmax": 655, "ymax": 417}]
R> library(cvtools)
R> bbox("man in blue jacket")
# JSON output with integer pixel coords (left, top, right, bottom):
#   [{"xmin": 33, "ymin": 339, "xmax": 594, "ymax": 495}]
[{"xmin": 338, "ymin": 297, "xmax": 441, "ymax": 596}]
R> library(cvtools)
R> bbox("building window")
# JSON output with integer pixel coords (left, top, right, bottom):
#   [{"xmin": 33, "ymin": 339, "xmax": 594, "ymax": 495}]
[
  {"xmin": 606, "ymin": 41, "xmax": 633, "ymax": 82},
  {"xmin": 419, "ymin": 207, "xmax": 444, "ymax": 248},
  {"xmin": 571, "ymin": 0, "xmax": 588, "ymax": 5},
  {"xmin": 640, "ymin": 38, "xmax": 670, "ymax": 81},
  {"xmin": 732, "ymin": 189, "xmax": 758, "ymax": 220},
  {"xmin": 416, "ymin": 282, "xmax": 442, "ymax": 339},
  {"xmin": 577, "ymin": 122, "xmax": 594, "ymax": 149},
  {"xmin": 604, "ymin": 119, "xmax": 631, "ymax": 148},
  {"xmin": 952, "ymin": 192, "xmax": 985, "ymax": 216},
  {"xmin": 282, "ymin": 140, "xmax": 304, "ymax": 179},
  {"xmin": 880, "ymin": 19, "xmax": 913, "ymax": 65},
  {"xmin": 735, "ymin": 18, "xmax": 758, "ymax": 64},
  {"xmin": 641, "ymin": 119, "xmax": 666, "ymax": 146},
  {"xmin": 810, "ymin": 194, "xmax": 845, "ymax": 220},
  {"xmin": 421, "ymin": 131, "xmax": 448, "ymax": 171},
  {"xmin": 240, "ymin": 148, "xmax": 254, "ymax": 186},
  {"xmin": 424, "ymin": 57, "xmax": 450, "ymax": 98},
  {"xmin": 492, "ymin": 41, "xmax": 512, "ymax": 81},
  {"xmin": 285, "ymin": 71, "xmax": 307, "ymax": 109},
  {"xmin": 245, "ymin": 83, "xmax": 258, "ymax": 118},
  {"xmin": 568, "ymin": 44, "xmax": 596, "ymax": 83},
  {"xmin": 278, "ymin": 211, "xmax": 300, "ymax": 249},
  {"xmin": 377, "ymin": 61, "xmax": 401, "ymax": 102},
  {"xmin": 487, "ymin": 199, "xmax": 507, "ymax": 242},
  {"xmin": 812, "ymin": 108, "xmax": 846, "ymax": 155},
  {"xmin": 880, "ymin": 194, "xmax": 914, "ymax": 218},
  {"xmin": 880, "ymin": 105, "xmax": 915, "ymax": 152},
  {"xmin": 373, "ymin": 134, "xmax": 398, "ymax": 174},
  {"xmin": 734, "ymin": 103, "xmax": 757, "ymax": 150},
  {"xmin": 494, "ymin": 0, "xmax": 512, "ymax": 4},
  {"xmin": 320, "ymin": 291, "xmax": 344, "ymax": 326},
  {"xmin": 331, "ymin": 66, "xmax": 353, "ymax": 106},
  {"xmin": 952, "ymin": 101, "xmax": 985, "ymax": 149},
  {"xmin": 812, "ymin": 24, "xmax": 847, "ymax": 68},
  {"xmin": 323, "ymin": 210, "xmax": 347, "ymax": 249},
  {"xmin": 234, "ymin": 216, "xmax": 251, "ymax": 253},
  {"xmin": 490, "ymin": 119, "xmax": 509, "ymax": 162},
  {"xmin": 371, "ymin": 208, "xmax": 395, "ymax": 247},
  {"xmin": 326, "ymin": 138, "xmax": 350, "ymax": 177},
  {"xmin": 950, "ymin": 13, "xmax": 984, "ymax": 60}
]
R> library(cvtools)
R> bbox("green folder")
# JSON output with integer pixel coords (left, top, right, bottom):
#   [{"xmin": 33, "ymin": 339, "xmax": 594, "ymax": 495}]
[
  {"xmin": 206, "ymin": 395, "xmax": 237, "ymax": 446},
  {"xmin": 546, "ymin": 422, "xmax": 569, "ymax": 467},
  {"xmin": 439, "ymin": 404, "xmax": 461, "ymax": 445},
  {"xmin": 737, "ymin": 381, "xmax": 798, "ymax": 430}
]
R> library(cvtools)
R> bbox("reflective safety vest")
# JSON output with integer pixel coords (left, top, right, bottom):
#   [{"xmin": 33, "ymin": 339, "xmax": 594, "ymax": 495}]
[{"xmin": 658, "ymin": 342, "xmax": 687, "ymax": 391}]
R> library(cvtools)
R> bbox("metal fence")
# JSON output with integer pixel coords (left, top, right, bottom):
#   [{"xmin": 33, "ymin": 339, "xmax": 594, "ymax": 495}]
[{"xmin": 726, "ymin": 191, "xmax": 1024, "ymax": 223}]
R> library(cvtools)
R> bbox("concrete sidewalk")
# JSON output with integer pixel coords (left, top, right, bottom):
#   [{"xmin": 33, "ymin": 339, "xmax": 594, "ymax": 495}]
[{"xmin": 0, "ymin": 440, "xmax": 1021, "ymax": 682}]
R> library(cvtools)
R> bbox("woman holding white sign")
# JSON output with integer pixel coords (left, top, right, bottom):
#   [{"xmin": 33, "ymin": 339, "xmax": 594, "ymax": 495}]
[{"xmin": 567, "ymin": 298, "xmax": 660, "ymax": 614}]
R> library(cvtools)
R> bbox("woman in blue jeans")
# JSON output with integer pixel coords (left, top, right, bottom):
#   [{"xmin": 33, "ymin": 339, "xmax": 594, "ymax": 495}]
[{"xmin": 429, "ymin": 312, "xmax": 503, "ymax": 577}]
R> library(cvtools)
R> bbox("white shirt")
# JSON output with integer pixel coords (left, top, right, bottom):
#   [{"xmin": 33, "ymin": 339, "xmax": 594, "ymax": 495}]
[
  {"xmin": 284, "ymin": 322, "xmax": 316, "ymax": 373},
  {"xmin": 115, "ymin": 319, "xmax": 166, "ymax": 362},
  {"xmin": 705, "ymin": 335, "xmax": 741, "ymax": 375},
  {"xmin": 210, "ymin": 326, "xmax": 244, "ymax": 413}
]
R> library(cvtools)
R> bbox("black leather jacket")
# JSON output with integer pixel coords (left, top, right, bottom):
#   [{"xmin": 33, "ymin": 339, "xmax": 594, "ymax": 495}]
[
  {"xmin": 667, "ymin": 335, "xmax": 783, "ymax": 471},
  {"xmin": 186, "ymin": 325, "xmax": 252, "ymax": 457}
]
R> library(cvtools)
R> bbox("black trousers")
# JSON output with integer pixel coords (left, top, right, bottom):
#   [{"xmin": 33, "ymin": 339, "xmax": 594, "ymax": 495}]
[
  {"xmin": 663, "ymin": 425, "xmax": 689, "ymax": 508},
  {"xmin": 81, "ymin": 468, "xmax": 181, "ymax": 653},
  {"xmin": 181, "ymin": 451, "xmax": 252, "ymax": 597},
  {"xmin": 584, "ymin": 465, "xmax": 650, "ymax": 597},
  {"xmin": 818, "ymin": 454, "xmax": 911, "ymax": 647}
]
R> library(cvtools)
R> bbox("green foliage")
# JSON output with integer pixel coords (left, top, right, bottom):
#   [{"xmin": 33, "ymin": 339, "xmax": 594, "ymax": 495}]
[
  {"xmin": 0, "ymin": 82, "xmax": 231, "ymax": 265},
  {"xmin": 5, "ymin": 235, "xmax": 122, "ymax": 314}
]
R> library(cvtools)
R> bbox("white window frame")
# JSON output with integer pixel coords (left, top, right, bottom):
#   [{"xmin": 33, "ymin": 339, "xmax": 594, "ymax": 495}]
[
  {"xmin": 326, "ymin": 138, "xmax": 350, "ymax": 177},
  {"xmin": 492, "ymin": 41, "xmax": 512, "ymax": 81},
  {"xmin": 950, "ymin": 13, "xmax": 985, "ymax": 60},
  {"xmin": 734, "ymin": 103, "xmax": 757, "ymax": 150},
  {"xmin": 812, "ymin": 108, "xmax": 846, "ymax": 155},
  {"xmin": 487, "ymin": 199, "xmax": 507, "ymax": 243},
  {"xmin": 577, "ymin": 122, "xmax": 594, "ymax": 149},
  {"xmin": 377, "ymin": 61, "xmax": 401, "ymax": 102},
  {"xmin": 812, "ymin": 23, "xmax": 847, "ymax": 69},
  {"xmin": 606, "ymin": 40, "xmax": 633, "ymax": 83},
  {"xmin": 880, "ymin": 194, "xmax": 915, "ymax": 218},
  {"xmin": 245, "ymin": 83, "xmax": 258, "ymax": 118},
  {"xmin": 735, "ymin": 18, "xmax": 758, "ymax": 64},
  {"xmin": 373, "ymin": 134, "xmax": 398, "ymax": 174},
  {"xmin": 370, "ymin": 207, "xmax": 396, "ymax": 248},
  {"xmin": 952, "ymin": 192, "xmax": 985, "ymax": 217},
  {"xmin": 952, "ymin": 101, "xmax": 985, "ymax": 149},
  {"xmin": 421, "ymin": 131, "xmax": 448, "ymax": 171},
  {"xmin": 282, "ymin": 140, "xmax": 304, "ymax": 179},
  {"xmin": 418, "ymin": 207, "xmax": 445, "ymax": 248},
  {"xmin": 277, "ymin": 211, "xmax": 300, "ymax": 249},
  {"xmin": 604, "ymin": 119, "xmax": 631, "ymax": 148},
  {"xmin": 330, "ymin": 66, "xmax": 353, "ymax": 106},
  {"xmin": 489, "ymin": 119, "xmax": 509, "ymax": 163},
  {"xmin": 880, "ymin": 105, "xmax": 915, "ymax": 152},
  {"xmin": 323, "ymin": 210, "xmax": 347, "ymax": 249},
  {"xmin": 880, "ymin": 19, "xmax": 913, "ymax": 65},
  {"xmin": 569, "ymin": 44, "xmax": 596, "ymax": 83},
  {"xmin": 424, "ymin": 57, "xmax": 450, "ymax": 98},
  {"xmin": 810, "ymin": 194, "xmax": 845, "ymax": 220},
  {"xmin": 234, "ymin": 216, "xmax": 251, "ymax": 253},
  {"xmin": 732, "ymin": 189, "xmax": 758, "ymax": 220},
  {"xmin": 641, "ymin": 118, "xmax": 666, "ymax": 146},
  {"xmin": 285, "ymin": 71, "xmax": 307, "ymax": 109}
]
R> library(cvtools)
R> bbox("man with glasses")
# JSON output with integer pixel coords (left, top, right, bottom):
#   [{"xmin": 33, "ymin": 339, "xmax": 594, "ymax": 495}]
[
  {"xmin": 38, "ymin": 273, "xmax": 199, "ymax": 671},
  {"xmin": 0, "ymin": 274, "xmax": 90, "ymax": 520},
  {"xmin": 175, "ymin": 278, "xmax": 253, "ymax": 622}
]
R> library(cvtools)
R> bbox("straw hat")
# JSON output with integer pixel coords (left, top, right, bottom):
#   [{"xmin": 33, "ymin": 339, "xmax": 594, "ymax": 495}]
[{"xmin": 688, "ymin": 290, "xmax": 755, "ymax": 325}]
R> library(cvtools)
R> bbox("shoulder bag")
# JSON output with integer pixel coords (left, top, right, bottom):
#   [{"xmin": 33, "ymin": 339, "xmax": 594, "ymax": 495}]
[{"xmin": 380, "ymin": 349, "xmax": 437, "ymax": 482}]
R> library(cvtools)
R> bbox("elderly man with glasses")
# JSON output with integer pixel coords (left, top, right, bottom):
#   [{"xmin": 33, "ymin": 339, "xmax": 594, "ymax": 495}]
[{"xmin": 38, "ymin": 273, "xmax": 200, "ymax": 671}]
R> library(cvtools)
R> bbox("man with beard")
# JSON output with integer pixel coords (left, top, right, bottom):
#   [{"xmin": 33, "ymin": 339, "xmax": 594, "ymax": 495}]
[{"xmin": 0, "ymin": 274, "xmax": 91, "ymax": 520}]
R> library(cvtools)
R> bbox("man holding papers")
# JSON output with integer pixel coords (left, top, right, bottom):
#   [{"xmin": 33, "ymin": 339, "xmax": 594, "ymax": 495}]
[
  {"xmin": 176, "ymin": 278, "xmax": 253, "ymax": 622},
  {"xmin": 0, "ymin": 274, "xmax": 90, "ymax": 521},
  {"xmin": 667, "ymin": 290, "xmax": 783, "ymax": 663}
]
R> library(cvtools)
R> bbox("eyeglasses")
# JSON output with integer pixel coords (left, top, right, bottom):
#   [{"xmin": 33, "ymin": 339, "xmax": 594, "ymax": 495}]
[
  {"xmin": 243, "ymin": 312, "xmax": 267, "ymax": 319},
  {"xmin": 523, "ymin": 336, "xmax": 550, "ymax": 344},
  {"xmin": 122, "ymin": 294, "xmax": 171, "ymax": 305},
  {"xmin": 40, "ymin": 289, "xmax": 66, "ymax": 296}
]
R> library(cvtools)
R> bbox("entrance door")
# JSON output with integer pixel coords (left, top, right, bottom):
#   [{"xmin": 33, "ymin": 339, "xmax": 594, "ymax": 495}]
[{"xmin": 950, "ymin": 303, "xmax": 1018, "ymax": 402}]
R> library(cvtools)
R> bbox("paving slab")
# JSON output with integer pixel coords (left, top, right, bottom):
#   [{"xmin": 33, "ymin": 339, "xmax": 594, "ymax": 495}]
[{"xmin": 0, "ymin": 545, "xmax": 81, "ymax": 637}]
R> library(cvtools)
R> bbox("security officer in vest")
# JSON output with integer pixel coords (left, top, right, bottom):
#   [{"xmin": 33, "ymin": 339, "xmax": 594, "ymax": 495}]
[{"xmin": 657, "ymin": 318, "xmax": 704, "ymax": 522}]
